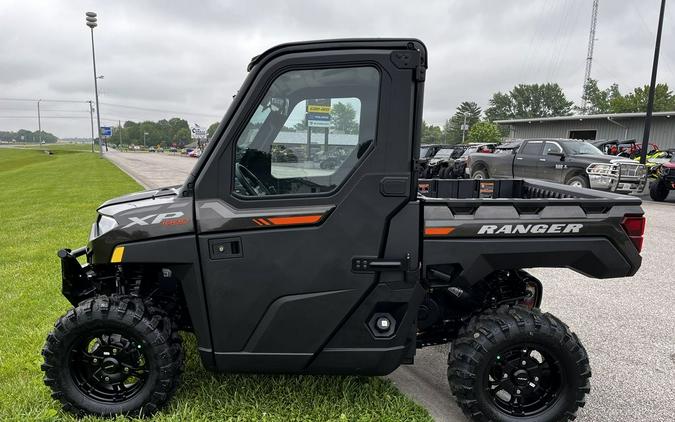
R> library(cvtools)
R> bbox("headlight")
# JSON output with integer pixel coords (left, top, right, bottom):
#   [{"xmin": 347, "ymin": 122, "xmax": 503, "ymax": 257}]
[
  {"xmin": 587, "ymin": 163, "xmax": 617, "ymax": 176},
  {"xmin": 97, "ymin": 215, "xmax": 117, "ymax": 236}
]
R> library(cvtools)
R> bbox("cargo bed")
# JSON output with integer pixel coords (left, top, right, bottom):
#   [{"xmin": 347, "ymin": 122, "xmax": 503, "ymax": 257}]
[{"xmin": 418, "ymin": 178, "xmax": 644, "ymax": 283}]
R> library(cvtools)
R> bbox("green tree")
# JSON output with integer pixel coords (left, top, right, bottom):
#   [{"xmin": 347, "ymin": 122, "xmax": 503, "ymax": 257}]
[
  {"xmin": 173, "ymin": 128, "xmax": 191, "ymax": 146},
  {"xmin": 610, "ymin": 84, "xmax": 675, "ymax": 113},
  {"xmin": 468, "ymin": 121, "xmax": 503, "ymax": 143},
  {"xmin": 579, "ymin": 79, "xmax": 612, "ymax": 114},
  {"xmin": 330, "ymin": 102, "xmax": 359, "ymax": 134},
  {"xmin": 0, "ymin": 129, "xmax": 57, "ymax": 143},
  {"xmin": 485, "ymin": 83, "xmax": 574, "ymax": 120},
  {"xmin": 421, "ymin": 120, "xmax": 443, "ymax": 144},
  {"xmin": 294, "ymin": 118, "xmax": 308, "ymax": 131},
  {"xmin": 207, "ymin": 122, "xmax": 219, "ymax": 138},
  {"xmin": 443, "ymin": 101, "xmax": 482, "ymax": 144},
  {"xmin": 579, "ymin": 80, "xmax": 675, "ymax": 114}
]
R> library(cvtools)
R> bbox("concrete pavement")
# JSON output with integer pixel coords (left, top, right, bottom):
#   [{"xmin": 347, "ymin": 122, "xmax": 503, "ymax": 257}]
[
  {"xmin": 105, "ymin": 150, "xmax": 196, "ymax": 189},
  {"xmin": 106, "ymin": 150, "xmax": 675, "ymax": 422}
]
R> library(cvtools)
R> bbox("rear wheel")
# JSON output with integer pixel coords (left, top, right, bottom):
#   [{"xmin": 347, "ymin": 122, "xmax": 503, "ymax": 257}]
[
  {"xmin": 566, "ymin": 174, "xmax": 589, "ymax": 189},
  {"xmin": 448, "ymin": 305, "xmax": 590, "ymax": 422},
  {"xmin": 42, "ymin": 296, "xmax": 183, "ymax": 417},
  {"xmin": 472, "ymin": 168, "xmax": 488, "ymax": 179},
  {"xmin": 649, "ymin": 180, "xmax": 669, "ymax": 201}
]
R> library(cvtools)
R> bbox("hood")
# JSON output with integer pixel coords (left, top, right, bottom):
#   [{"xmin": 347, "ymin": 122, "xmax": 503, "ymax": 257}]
[
  {"xmin": 98, "ymin": 185, "xmax": 181, "ymax": 209},
  {"xmin": 568, "ymin": 154, "xmax": 635, "ymax": 164}
]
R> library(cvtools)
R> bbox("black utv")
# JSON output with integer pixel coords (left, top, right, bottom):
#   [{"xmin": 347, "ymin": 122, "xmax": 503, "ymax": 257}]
[{"xmin": 43, "ymin": 39, "xmax": 646, "ymax": 422}]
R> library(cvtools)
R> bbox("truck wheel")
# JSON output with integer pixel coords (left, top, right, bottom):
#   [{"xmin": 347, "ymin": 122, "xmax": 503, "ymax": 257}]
[
  {"xmin": 472, "ymin": 168, "xmax": 488, "ymax": 179},
  {"xmin": 439, "ymin": 167, "xmax": 450, "ymax": 179},
  {"xmin": 41, "ymin": 296, "xmax": 183, "ymax": 417},
  {"xmin": 448, "ymin": 305, "xmax": 590, "ymax": 422},
  {"xmin": 566, "ymin": 174, "xmax": 588, "ymax": 189},
  {"xmin": 649, "ymin": 180, "xmax": 669, "ymax": 201}
]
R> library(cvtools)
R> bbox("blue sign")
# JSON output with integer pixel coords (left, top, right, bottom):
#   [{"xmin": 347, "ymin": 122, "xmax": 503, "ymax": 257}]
[
  {"xmin": 101, "ymin": 126, "xmax": 112, "ymax": 137},
  {"xmin": 306, "ymin": 113, "xmax": 330, "ymax": 121}
]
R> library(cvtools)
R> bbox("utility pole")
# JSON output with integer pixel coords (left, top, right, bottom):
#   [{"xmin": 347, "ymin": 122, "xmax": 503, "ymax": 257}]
[
  {"xmin": 641, "ymin": 0, "xmax": 667, "ymax": 165},
  {"xmin": 461, "ymin": 112, "xmax": 469, "ymax": 143},
  {"xmin": 86, "ymin": 12, "xmax": 103, "ymax": 157},
  {"xmin": 88, "ymin": 101, "xmax": 95, "ymax": 152},
  {"xmin": 118, "ymin": 120, "xmax": 122, "ymax": 147},
  {"xmin": 37, "ymin": 99, "xmax": 42, "ymax": 144},
  {"xmin": 581, "ymin": 0, "xmax": 599, "ymax": 112}
]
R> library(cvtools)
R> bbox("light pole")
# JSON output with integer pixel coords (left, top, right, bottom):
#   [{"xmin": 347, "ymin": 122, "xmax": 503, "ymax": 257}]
[
  {"xmin": 88, "ymin": 101, "xmax": 95, "ymax": 152},
  {"xmin": 640, "ymin": 0, "xmax": 667, "ymax": 165},
  {"xmin": 37, "ymin": 99, "xmax": 42, "ymax": 144},
  {"xmin": 461, "ymin": 112, "xmax": 469, "ymax": 143},
  {"xmin": 86, "ymin": 12, "xmax": 103, "ymax": 157},
  {"xmin": 144, "ymin": 132, "xmax": 149, "ymax": 147}
]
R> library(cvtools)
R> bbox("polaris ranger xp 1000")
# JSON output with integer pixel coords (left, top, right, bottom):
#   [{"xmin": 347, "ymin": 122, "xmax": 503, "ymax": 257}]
[{"xmin": 43, "ymin": 39, "xmax": 646, "ymax": 421}]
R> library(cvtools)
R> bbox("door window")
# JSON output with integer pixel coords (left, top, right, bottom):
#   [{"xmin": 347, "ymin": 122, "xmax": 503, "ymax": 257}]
[
  {"xmin": 232, "ymin": 67, "xmax": 380, "ymax": 197},
  {"xmin": 543, "ymin": 142, "xmax": 562, "ymax": 155},
  {"xmin": 520, "ymin": 141, "xmax": 543, "ymax": 155}
]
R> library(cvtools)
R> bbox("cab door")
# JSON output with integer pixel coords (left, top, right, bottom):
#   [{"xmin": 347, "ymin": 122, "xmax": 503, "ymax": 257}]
[
  {"xmin": 514, "ymin": 140, "xmax": 543, "ymax": 178},
  {"xmin": 192, "ymin": 40, "xmax": 425, "ymax": 373},
  {"xmin": 538, "ymin": 141, "xmax": 565, "ymax": 182}
]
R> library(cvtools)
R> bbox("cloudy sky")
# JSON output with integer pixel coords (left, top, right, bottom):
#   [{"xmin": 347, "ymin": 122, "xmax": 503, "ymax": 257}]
[{"xmin": 1, "ymin": 0, "xmax": 674, "ymax": 138}]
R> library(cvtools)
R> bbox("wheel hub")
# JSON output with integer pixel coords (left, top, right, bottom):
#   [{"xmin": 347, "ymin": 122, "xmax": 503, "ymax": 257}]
[
  {"xmin": 487, "ymin": 345, "xmax": 563, "ymax": 417},
  {"xmin": 69, "ymin": 331, "xmax": 149, "ymax": 403},
  {"xmin": 102, "ymin": 357, "xmax": 120, "ymax": 373},
  {"xmin": 513, "ymin": 369, "xmax": 530, "ymax": 386}
]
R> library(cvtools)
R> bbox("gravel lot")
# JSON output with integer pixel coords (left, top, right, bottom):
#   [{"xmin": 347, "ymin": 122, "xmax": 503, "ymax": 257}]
[{"xmin": 106, "ymin": 150, "xmax": 675, "ymax": 422}]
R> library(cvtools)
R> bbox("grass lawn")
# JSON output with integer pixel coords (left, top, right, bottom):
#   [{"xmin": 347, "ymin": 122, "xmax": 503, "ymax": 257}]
[{"xmin": 0, "ymin": 147, "xmax": 431, "ymax": 421}]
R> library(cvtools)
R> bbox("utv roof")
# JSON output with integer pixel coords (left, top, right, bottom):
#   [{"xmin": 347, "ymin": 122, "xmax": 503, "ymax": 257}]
[{"xmin": 248, "ymin": 38, "xmax": 428, "ymax": 71}]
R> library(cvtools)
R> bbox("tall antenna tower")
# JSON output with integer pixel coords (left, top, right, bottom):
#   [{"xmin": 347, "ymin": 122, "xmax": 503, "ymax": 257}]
[{"xmin": 581, "ymin": 0, "xmax": 600, "ymax": 112}]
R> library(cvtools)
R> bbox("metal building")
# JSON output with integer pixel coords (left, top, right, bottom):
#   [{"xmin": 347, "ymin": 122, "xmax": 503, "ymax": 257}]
[{"xmin": 495, "ymin": 111, "xmax": 675, "ymax": 150}]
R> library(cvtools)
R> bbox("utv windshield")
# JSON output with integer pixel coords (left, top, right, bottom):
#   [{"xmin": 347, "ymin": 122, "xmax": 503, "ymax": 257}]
[{"xmin": 434, "ymin": 148, "xmax": 454, "ymax": 158}]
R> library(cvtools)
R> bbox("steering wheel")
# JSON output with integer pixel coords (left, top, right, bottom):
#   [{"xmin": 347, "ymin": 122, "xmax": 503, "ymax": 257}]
[{"xmin": 235, "ymin": 163, "xmax": 271, "ymax": 196}]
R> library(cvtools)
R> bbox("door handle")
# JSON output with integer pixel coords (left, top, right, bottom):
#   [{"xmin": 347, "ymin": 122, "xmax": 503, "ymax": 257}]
[
  {"xmin": 515, "ymin": 157, "xmax": 523, "ymax": 160},
  {"xmin": 539, "ymin": 158, "xmax": 546, "ymax": 161},
  {"xmin": 209, "ymin": 237, "xmax": 242, "ymax": 259}
]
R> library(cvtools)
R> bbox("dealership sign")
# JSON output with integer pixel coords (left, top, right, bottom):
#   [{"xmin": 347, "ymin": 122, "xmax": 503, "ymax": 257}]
[
  {"xmin": 190, "ymin": 124, "xmax": 207, "ymax": 139},
  {"xmin": 306, "ymin": 99, "xmax": 331, "ymax": 128}
]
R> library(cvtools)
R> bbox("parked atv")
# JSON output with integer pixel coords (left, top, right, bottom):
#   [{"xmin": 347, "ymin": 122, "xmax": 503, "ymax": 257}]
[
  {"xmin": 425, "ymin": 145, "xmax": 468, "ymax": 178},
  {"xmin": 649, "ymin": 155, "xmax": 675, "ymax": 201},
  {"xmin": 417, "ymin": 144, "xmax": 445, "ymax": 177}
]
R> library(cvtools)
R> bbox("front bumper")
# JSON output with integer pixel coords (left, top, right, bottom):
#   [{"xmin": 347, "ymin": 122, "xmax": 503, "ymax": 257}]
[
  {"xmin": 57, "ymin": 246, "xmax": 93, "ymax": 306},
  {"xmin": 587, "ymin": 162, "xmax": 648, "ymax": 193}
]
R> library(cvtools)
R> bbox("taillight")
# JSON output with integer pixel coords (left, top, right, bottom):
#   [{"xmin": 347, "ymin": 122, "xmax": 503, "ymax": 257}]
[{"xmin": 621, "ymin": 215, "xmax": 646, "ymax": 252}]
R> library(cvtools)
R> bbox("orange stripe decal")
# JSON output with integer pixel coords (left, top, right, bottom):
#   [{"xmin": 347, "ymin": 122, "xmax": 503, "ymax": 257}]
[
  {"xmin": 424, "ymin": 227, "xmax": 455, "ymax": 236},
  {"xmin": 267, "ymin": 215, "xmax": 323, "ymax": 226}
]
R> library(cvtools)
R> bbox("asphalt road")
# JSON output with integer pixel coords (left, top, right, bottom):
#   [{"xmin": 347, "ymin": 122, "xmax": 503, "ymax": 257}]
[{"xmin": 106, "ymin": 150, "xmax": 675, "ymax": 422}]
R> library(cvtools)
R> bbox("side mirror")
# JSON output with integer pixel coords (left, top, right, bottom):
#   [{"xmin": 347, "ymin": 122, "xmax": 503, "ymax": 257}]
[{"xmin": 548, "ymin": 151, "xmax": 565, "ymax": 160}]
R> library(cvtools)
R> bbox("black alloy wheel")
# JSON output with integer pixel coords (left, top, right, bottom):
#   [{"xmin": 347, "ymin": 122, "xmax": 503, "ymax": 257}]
[
  {"xmin": 485, "ymin": 344, "xmax": 563, "ymax": 417},
  {"xmin": 69, "ymin": 331, "xmax": 149, "ymax": 403}
]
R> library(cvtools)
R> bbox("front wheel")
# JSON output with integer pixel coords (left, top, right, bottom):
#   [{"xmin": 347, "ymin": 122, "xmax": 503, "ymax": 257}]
[
  {"xmin": 41, "ymin": 296, "xmax": 183, "ymax": 417},
  {"xmin": 649, "ymin": 180, "xmax": 669, "ymax": 201},
  {"xmin": 448, "ymin": 305, "xmax": 591, "ymax": 422},
  {"xmin": 472, "ymin": 168, "xmax": 488, "ymax": 179},
  {"xmin": 566, "ymin": 174, "xmax": 589, "ymax": 189}
]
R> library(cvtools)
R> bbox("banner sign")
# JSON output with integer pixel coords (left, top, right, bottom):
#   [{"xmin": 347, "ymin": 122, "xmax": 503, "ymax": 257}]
[{"xmin": 190, "ymin": 124, "xmax": 207, "ymax": 139}]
